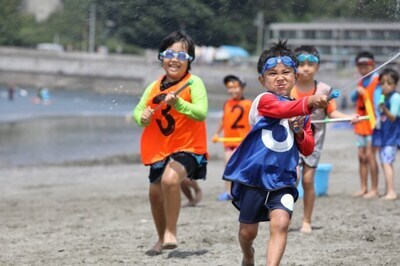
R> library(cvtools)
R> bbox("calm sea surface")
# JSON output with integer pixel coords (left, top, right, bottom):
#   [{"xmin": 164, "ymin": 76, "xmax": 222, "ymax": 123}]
[{"xmin": 0, "ymin": 87, "xmax": 220, "ymax": 167}]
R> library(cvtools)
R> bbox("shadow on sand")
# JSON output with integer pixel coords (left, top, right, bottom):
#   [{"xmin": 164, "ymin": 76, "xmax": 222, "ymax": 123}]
[{"xmin": 167, "ymin": 249, "xmax": 208, "ymax": 259}]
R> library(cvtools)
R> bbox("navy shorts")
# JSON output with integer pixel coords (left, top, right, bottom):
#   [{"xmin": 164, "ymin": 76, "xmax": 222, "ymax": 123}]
[
  {"xmin": 148, "ymin": 152, "xmax": 207, "ymax": 183},
  {"xmin": 236, "ymin": 186, "xmax": 297, "ymax": 224}
]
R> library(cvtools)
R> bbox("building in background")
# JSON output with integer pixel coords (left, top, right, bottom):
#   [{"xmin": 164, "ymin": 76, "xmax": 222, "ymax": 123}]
[
  {"xmin": 265, "ymin": 22, "xmax": 400, "ymax": 66},
  {"xmin": 21, "ymin": 0, "xmax": 63, "ymax": 22}
]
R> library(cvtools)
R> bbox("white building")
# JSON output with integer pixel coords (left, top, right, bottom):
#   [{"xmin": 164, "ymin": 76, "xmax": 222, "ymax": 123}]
[
  {"xmin": 21, "ymin": 0, "xmax": 63, "ymax": 22},
  {"xmin": 265, "ymin": 22, "xmax": 400, "ymax": 64}
]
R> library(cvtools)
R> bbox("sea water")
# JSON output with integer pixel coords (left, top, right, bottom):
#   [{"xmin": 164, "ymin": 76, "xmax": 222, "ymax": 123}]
[{"xmin": 0, "ymin": 87, "xmax": 221, "ymax": 167}]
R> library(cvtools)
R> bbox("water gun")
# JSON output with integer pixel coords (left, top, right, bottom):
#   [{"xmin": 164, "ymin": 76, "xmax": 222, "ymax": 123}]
[
  {"xmin": 153, "ymin": 79, "xmax": 193, "ymax": 111},
  {"xmin": 293, "ymin": 90, "xmax": 340, "ymax": 132}
]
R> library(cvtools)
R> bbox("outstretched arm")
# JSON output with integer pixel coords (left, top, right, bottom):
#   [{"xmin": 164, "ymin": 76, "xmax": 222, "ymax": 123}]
[{"xmin": 257, "ymin": 93, "xmax": 328, "ymax": 119}]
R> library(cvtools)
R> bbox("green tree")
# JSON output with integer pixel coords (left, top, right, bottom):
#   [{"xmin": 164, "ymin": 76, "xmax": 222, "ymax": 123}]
[
  {"xmin": 0, "ymin": 0, "xmax": 23, "ymax": 45},
  {"xmin": 0, "ymin": 0, "xmax": 398, "ymax": 53}
]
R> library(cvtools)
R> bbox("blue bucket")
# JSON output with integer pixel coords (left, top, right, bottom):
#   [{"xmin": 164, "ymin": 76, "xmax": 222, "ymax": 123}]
[{"xmin": 297, "ymin": 163, "xmax": 333, "ymax": 198}]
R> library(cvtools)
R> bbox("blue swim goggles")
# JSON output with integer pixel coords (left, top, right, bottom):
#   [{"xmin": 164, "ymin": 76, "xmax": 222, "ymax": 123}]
[
  {"xmin": 260, "ymin": 56, "xmax": 297, "ymax": 75},
  {"xmin": 159, "ymin": 49, "xmax": 193, "ymax": 61},
  {"xmin": 297, "ymin": 53, "xmax": 319, "ymax": 63}
]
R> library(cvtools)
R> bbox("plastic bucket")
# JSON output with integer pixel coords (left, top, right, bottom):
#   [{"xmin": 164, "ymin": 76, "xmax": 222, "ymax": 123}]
[{"xmin": 297, "ymin": 163, "xmax": 333, "ymax": 198}]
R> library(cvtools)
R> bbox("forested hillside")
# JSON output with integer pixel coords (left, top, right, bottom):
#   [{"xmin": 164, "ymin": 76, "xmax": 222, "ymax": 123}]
[{"xmin": 0, "ymin": 0, "xmax": 398, "ymax": 53}]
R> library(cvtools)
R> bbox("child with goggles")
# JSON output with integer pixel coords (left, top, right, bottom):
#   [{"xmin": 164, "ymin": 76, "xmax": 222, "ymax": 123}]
[
  {"xmin": 159, "ymin": 50, "xmax": 193, "ymax": 61},
  {"xmin": 290, "ymin": 45, "xmax": 359, "ymax": 234},
  {"xmin": 351, "ymin": 51, "xmax": 381, "ymax": 199},
  {"xmin": 222, "ymin": 40, "xmax": 330, "ymax": 266},
  {"xmin": 133, "ymin": 31, "xmax": 208, "ymax": 255}
]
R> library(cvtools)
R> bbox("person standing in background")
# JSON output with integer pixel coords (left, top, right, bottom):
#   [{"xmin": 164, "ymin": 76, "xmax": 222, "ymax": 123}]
[{"xmin": 213, "ymin": 75, "xmax": 252, "ymax": 201}]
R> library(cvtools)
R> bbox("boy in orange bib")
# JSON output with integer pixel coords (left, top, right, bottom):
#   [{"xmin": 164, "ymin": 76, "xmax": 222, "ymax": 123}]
[
  {"xmin": 351, "ymin": 51, "xmax": 381, "ymax": 198},
  {"xmin": 213, "ymin": 75, "xmax": 252, "ymax": 201}
]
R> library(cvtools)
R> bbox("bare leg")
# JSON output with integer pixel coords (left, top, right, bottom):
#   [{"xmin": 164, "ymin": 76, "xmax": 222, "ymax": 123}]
[
  {"xmin": 300, "ymin": 165, "xmax": 316, "ymax": 233},
  {"xmin": 181, "ymin": 179, "xmax": 202, "ymax": 207},
  {"xmin": 180, "ymin": 178, "xmax": 194, "ymax": 204},
  {"xmin": 353, "ymin": 147, "xmax": 368, "ymax": 197},
  {"xmin": 295, "ymin": 165, "xmax": 301, "ymax": 185},
  {"xmin": 267, "ymin": 209, "xmax": 291, "ymax": 266},
  {"xmin": 146, "ymin": 182, "xmax": 165, "ymax": 254},
  {"xmin": 224, "ymin": 180, "xmax": 232, "ymax": 195},
  {"xmin": 364, "ymin": 145, "xmax": 379, "ymax": 198},
  {"xmin": 190, "ymin": 180, "xmax": 202, "ymax": 205},
  {"xmin": 382, "ymin": 163, "xmax": 397, "ymax": 200},
  {"xmin": 161, "ymin": 160, "xmax": 187, "ymax": 248},
  {"xmin": 239, "ymin": 222, "xmax": 258, "ymax": 266},
  {"xmin": 222, "ymin": 149, "xmax": 235, "ymax": 196}
]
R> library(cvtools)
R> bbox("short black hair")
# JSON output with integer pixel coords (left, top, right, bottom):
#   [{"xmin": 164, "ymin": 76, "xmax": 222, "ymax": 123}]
[
  {"xmin": 379, "ymin": 68, "xmax": 399, "ymax": 85},
  {"xmin": 223, "ymin": 75, "xmax": 246, "ymax": 87},
  {"xmin": 294, "ymin": 45, "xmax": 320, "ymax": 64},
  {"xmin": 257, "ymin": 39, "xmax": 298, "ymax": 75},
  {"xmin": 355, "ymin": 51, "xmax": 375, "ymax": 64},
  {"xmin": 158, "ymin": 31, "xmax": 195, "ymax": 71}
]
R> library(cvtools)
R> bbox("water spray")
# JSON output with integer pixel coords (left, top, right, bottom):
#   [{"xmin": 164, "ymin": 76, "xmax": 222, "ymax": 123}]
[{"xmin": 340, "ymin": 51, "xmax": 400, "ymax": 93}]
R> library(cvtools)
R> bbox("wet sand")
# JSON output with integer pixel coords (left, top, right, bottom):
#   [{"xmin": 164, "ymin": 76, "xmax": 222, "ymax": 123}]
[{"xmin": 1, "ymin": 127, "xmax": 400, "ymax": 265}]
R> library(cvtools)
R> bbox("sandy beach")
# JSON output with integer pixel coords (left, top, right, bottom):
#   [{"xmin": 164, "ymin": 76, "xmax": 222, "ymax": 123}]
[{"xmin": 1, "ymin": 125, "xmax": 400, "ymax": 265}]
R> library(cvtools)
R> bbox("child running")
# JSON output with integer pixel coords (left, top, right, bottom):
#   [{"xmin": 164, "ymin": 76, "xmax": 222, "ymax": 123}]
[
  {"xmin": 133, "ymin": 31, "xmax": 208, "ymax": 255},
  {"xmin": 290, "ymin": 45, "xmax": 359, "ymax": 233},
  {"xmin": 223, "ymin": 40, "xmax": 329, "ymax": 266},
  {"xmin": 376, "ymin": 68, "xmax": 400, "ymax": 200},
  {"xmin": 213, "ymin": 75, "xmax": 252, "ymax": 201},
  {"xmin": 351, "ymin": 51, "xmax": 382, "ymax": 198}
]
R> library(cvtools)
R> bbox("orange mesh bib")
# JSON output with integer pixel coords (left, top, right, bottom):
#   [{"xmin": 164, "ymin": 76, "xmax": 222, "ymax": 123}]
[
  {"xmin": 223, "ymin": 98, "xmax": 252, "ymax": 147},
  {"xmin": 140, "ymin": 74, "xmax": 207, "ymax": 165},
  {"xmin": 354, "ymin": 75, "xmax": 379, "ymax": 136}
]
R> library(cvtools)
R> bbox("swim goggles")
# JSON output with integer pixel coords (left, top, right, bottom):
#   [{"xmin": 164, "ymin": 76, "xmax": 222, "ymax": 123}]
[
  {"xmin": 356, "ymin": 57, "xmax": 374, "ymax": 65},
  {"xmin": 159, "ymin": 49, "xmax": 193, "ymax": 61},
  {"xmin": 260, "ymin": 56, "xmax": 297, "ymax": 75},
  {"xmin": 297, "ymin": 54, "xmax": 319, "ymax": 63}
]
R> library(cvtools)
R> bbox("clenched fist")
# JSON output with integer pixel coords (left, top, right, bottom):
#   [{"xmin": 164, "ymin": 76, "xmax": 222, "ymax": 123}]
[{"xmin": 141, "ymin": 106, "xmax": 154, "ymax": 125}]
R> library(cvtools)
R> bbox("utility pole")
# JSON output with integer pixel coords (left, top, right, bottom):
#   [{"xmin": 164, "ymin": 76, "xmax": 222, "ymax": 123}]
[
  {"xmin": 88, "ymin": 1, "xmax": 96, "ymax": 53},
  {"xmin": 254, "ymin": 11, "xmax": 264, "ymax": 55}
]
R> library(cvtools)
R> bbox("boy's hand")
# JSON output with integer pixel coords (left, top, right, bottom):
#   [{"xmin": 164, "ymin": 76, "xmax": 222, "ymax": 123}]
[
  {"xmin": 289, "ymin": 116, "xmax": 305, "ymax": 139},
  {"xmin": 212, "ymin": 133, "xmax": 219, "ymax": 143},
  {"xmin": 356, "ymin": 86, "xmax": 366, "ymax": 97},
  {"xmin": 289, "ymin": 116, "xmax": 305, "ymax": 132},
  {"xmin": 308, "ymin": 94, "xmax": 329, "ymax": 109},
  {"xmin": 349, "ymin": 114, "xmax": 360, "ymax": 124},
  {"xmin": 165, "ymin": 93, "xmax": 178, "ymax": 106},
  {"xmin": 141, "ymin": 106, "xmax": 154, "ymax": 125}
]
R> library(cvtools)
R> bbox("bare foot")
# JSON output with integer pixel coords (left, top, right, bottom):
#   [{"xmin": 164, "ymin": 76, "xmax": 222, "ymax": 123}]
[
  {"xmin": 182, "ymin": 201, "xmax": 196, "ymax": 207},
  {"xmin": 300, "ymin": 222, "xmax": 312, "ymax": 233},
  {"xmin": 162, "ymin": 242, "xmax": 177, "ymax": 250},
  {"xmin": 193, "ymin": 188, "xmax": 202, "ymax": 205},
  {"xmin": 352, "ymin": 190, "xmax": 367, "ymax": 197},
  {"xmin": 163, "ymin": 232, "xmax": 178, "ymax": 250},
  {"xmin": 363, "ymin": 191, "xmax": 379, "ymax": 199},
  {"xmin": 183, "ymin": 188, "xmax": 202, "ymax": 207},
  {"xmin": 241, "ymin": 247, "xmax": 255, "ymax": 266},
  {"xmin": 145, "ymin": 240, "xmax": 162, "ymax": 256},
  {"xmin": 381, "ymin": 193, "xmax": 397, "ymax": 200}
]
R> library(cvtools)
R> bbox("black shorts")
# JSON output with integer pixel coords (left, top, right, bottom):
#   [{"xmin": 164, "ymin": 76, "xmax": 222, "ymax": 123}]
[
  {"xmin": 236, "ymin": 186, "xmax": 298, "ymax": 223},
  {"xmin": 148, "ymin": 152, "xmax": 207, "ymax": 183}
]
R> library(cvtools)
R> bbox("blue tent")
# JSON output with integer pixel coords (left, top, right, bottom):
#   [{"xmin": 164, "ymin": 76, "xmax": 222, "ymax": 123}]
[{"xmin": 215, "ymin": 45, "xmax": 250, "ymax": 60}]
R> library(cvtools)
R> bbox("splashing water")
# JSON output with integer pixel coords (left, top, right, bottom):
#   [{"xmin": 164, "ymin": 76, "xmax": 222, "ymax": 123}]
[{"xmin": 340, "ymin": 51, "xmax": 400, "ymax": 93}]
